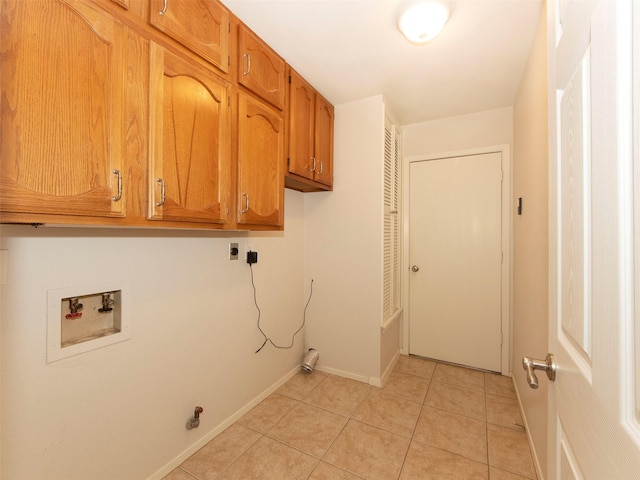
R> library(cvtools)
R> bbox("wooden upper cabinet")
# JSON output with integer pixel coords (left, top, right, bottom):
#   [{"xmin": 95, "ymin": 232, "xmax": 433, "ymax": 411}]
[
  {"xmin": 0, "ymin": 0, "xmax": 126, "ymax": 218},
  {"xmin": 287, "ymin": 69, "xmax": 334, "ymax": 190},
  {"xmin": 313, "ymin": 95, "xmax": 334, "ymax": 187},
  {"xmin": 149, "ymin": 0, "xmax": 230, "ymax": 73},
  {"xmin": 288, "ymin": 72, "xmax": 315, "ymax": 182},
  {"xmin": 236, "ymin": 91, "xmax": 284, "ymax": 228},
  {"xmin": 237, "ymin": 24, "xmax": 286, "ymax": 110},
  {"xmin": 148, "ymin": 43, "xmax": 231, "ymax": 225}
]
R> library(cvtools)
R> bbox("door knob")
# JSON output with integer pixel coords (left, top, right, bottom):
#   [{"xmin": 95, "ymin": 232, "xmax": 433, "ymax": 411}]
[
  {"xmin": 411, "ymin": 265, "xmax": 419, "ymax": 272},
  {"xmin": 522, "ymin": 353, "xmax": 556, "ymax": 389}
]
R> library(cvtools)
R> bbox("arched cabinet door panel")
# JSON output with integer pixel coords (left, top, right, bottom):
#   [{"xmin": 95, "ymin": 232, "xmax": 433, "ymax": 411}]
[
  {"xmin": 237, "ymin": 24, "xmax": 286, "ymax": 110},
  {"xmin": 1, "ymin": 0, "xmax": 126, "ymax": 218},
  {"xmin": 149, "ymin": 0, "xmax": 230, "ymax": 73},
  {"xmin": 148, "ymin": 43, "xmax": 231, "ymax": 225},
  {"xmin": 236, "ymin": 92, "xmax": 284, "ymax": 228}
]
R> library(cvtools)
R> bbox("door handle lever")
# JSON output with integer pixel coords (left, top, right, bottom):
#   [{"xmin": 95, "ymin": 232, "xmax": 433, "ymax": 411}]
[{"xmin": 522, "ymin": 353, "xmax": 556, "ymax": 389}]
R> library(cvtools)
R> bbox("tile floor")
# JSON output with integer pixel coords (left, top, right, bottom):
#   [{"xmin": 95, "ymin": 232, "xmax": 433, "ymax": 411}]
[{"xmin": 163, "ymin": 355, "xmax": 537, "ymax": 480}]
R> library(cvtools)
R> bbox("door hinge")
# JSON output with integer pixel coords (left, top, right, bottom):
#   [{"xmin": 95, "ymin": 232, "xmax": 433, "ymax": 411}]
[
  {"xmin": 227, "ymin": 96, "xmax": 231, "ymax": 107},
  {"xmin": 288, "ymin": 75, "xmax": 292, "ymax": 84},
  {"xmin": 228, "ymin": 55, "xmax": 231, "ymax": 67},
  {"xmin": 287, "ymin": 158, "xmax": 291, "ymax": 167}
]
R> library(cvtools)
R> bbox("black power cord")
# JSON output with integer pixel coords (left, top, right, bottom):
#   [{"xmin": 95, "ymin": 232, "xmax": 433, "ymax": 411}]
[{"xmin": 249, "ymin": 263, "xmax": 314, "ymax": 353}]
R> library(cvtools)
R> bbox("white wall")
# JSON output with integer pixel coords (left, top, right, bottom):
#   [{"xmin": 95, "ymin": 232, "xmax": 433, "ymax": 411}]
[
  {"xmin": 304, "ymin": 95, "xmax": 387, "ymax": 382},
  {"xmin": 403, "ymin": 107, "xmax": 514, "ymax": 157},
  {"xmin": 0, "ymin": 189, "xmax": 306, "ymax": 480},
  {"xmin": 512, "ymin": 5, "xmax": 548, "ymax": 477}
]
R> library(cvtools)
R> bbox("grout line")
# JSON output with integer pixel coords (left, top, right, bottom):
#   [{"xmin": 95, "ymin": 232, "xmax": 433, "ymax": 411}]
[
  {"xmin": 176, "ymin": 467, "xmax": 199, "ymax": 480},
  {"xmin": 172, "ymin": 359, "xmax": 520, "ymax": 480}
]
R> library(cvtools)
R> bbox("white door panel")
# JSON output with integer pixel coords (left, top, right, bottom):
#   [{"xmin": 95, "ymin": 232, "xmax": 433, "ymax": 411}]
[
  {"xmin": 547, "ymin": 0, "xmax": 640, "ymax": 478},
  {"xmin": 409, "ymin": 153, "xmax": 502, "ymax": 372}
]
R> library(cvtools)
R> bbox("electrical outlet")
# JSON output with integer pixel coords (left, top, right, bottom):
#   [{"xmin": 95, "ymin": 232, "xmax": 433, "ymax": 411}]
[{"xmin": 229, "ymin": 242, "xmax": 239, "ymax": 260}]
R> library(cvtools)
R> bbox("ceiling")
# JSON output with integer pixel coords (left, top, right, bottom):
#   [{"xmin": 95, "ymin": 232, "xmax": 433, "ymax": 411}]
[{"xmin": 220, "ymin": 0, "xmax": 543, "ymax": 126}]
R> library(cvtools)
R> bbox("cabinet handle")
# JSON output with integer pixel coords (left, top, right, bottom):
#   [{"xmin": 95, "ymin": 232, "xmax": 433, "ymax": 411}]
[
  {"xmin": 318, "ymin": 159, "xmax": 323, "ymax": 175},
  {"xmin": 242, "ymin": 53, "xmax": 251, "ymax": 75},
  {"xmin": 112, "ymin": 169, "xmax": 122, "ymax": 202},
  {"xmin": 156, "ymin": 178, "xmax": 165, "ymax": 206},
  {"xmin": 241, "ymin": 192, "xmax": 250, "ymax": 213},
  {"xmin": 159, "ymin": 0, "xmax": 168, "ymax": 15},
  {"xmin": 310, "ymin": 157, "xmax": 316, "ymax": 172}
]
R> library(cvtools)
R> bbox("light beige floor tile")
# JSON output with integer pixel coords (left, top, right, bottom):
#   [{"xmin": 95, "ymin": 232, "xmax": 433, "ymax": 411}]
[
  {"xmin": 161, "ymin": 468, "xmax": 198, "ymax": 480},
  {"xmin": 425, "ymin": 381, "xmax": 486, "ymax": 420},
  {"xmin": 308, "ymin": 462, "xmax": 366, "ymax": 480},
  {"xmin": 399, "ymin": 442, "xmax": 489, "ymax": 480},
  {"xmin": 175, "ymin": 367, "xmax": 539, "ymax": 480},
  {"xmin": 180, "ymin": 424, "xmax": 261, "ymax": 480},
  {"xmin": 305, "ymin": 375, "xmax": 370, "ymax": 416},
  {"xmin": 323, "ymin": 420, "xmax": 410, "ymax": 480},
  {"xmin": 485, "ymin": 373, "xmax": 517, "ymax": 398},
  {"xmin": 413, "ymin": 406, "xmax": 487, "ymax": 463},
  {"xmin": 393, "ymin": 355, "xmax": 436, "ymax": 379},
  {"xmin": 236, "ymin": 394, "xmax": 299, "ymax": 433},
  {"xmin": 266, "ymin": 402, "xmax": 348, "ymax": 458},
  {"xmin": 277, "ymin": 370, "xmax": 328, "ymax": 401},
  {"xmin": 486, "ymin": 393, "xmax": 524, "ymax": 431},
  {"xmin": 490, "ymin": 466, "xmax": 536, "ymax": 480},
  {"xmin": 379, "ymin": 371, "xmax": 429, "ymax": 404},
  {"xmin": 487, "ymin": 424, "xmax": 537, "ymax": 479},
  {"xmin": 352, "ymin": 390, "xmax": 421, "ymax": 437},
  {"xmin": 433, "ymin": 363, "xmax": 485, "ymax": 390},
  {"xmin": 216, "ymin": 436, "xmax": 318, "ymax": 480}
]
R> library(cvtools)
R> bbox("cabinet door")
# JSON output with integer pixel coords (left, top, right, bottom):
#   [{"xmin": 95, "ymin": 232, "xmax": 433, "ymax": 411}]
[
  {"xmin": 314, "ymin": 95, "xmax": 334, "ymax": 187},
  {"xmin": 237, "ymin": 92, "xmax": 284, "ymax": 228},
  {"xmin": 0, "ymin": 0, "xmax": 125, "ymax": 218},
  {"xmin": 288, "ymin": 71, "xmax": 315, "ymax": 181},
  {"xmin": 237, "ymin": 25, "xmax": 286, "ymax": 110},
  {"xmin": 150, "ymin": 0, "xmax": 229, "ymax": 73},
  {"xmin": 148, "ymin": 43, "xmax": 231, "ymax": 224}
]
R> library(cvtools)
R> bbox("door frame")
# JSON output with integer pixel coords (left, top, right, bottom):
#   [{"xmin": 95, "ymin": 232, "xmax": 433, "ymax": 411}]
[{"xmin": 402, "ymin": 144, "xmax": 512, "ymax": 375}]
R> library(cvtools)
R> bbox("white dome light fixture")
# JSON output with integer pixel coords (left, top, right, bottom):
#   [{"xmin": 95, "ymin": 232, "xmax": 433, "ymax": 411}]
[{"xmin": 397, "ymin": 1, "xmax": 450, "ymax": 45}]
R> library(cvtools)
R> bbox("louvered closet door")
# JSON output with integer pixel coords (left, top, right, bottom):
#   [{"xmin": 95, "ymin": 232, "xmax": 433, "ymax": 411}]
[{"xmin": 383, "ymin": 118, "xmax": 401, "ymax": 327}]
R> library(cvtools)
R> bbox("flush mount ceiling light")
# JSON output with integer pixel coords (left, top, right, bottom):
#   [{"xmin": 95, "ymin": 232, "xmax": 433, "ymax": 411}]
[{"xmin": 397, "ymin": 1, "xmax": 450, "ymax": 45}]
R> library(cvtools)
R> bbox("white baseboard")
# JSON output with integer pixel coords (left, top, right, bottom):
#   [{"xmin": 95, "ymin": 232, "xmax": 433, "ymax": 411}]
[
  {"xmin": 317, "ymin": 350, "xmax": 401, "ymax": 388},
  {"xmin": 315, "ymin": 365, "xmax": 370, "ymax": 384},
  {"xmin": 146, "ymin": 364, "xmax": 302, "ymax": 480},
  {"xmin": 370, "ymin": 350, "xmax": 401, "ymax": 387},
  {"xmin": 512, "ymin": 377, "xmax": 545, "ymax": 480}
]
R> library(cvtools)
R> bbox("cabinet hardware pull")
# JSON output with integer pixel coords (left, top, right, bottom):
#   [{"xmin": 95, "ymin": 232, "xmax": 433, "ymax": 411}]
[
  {"xmin": 112, "ymin": 169, "xmax": 122, "ymax": 202},
  {"xmin": 318, "ymin": 159, "xmax": 323, "ymax": 175},
  {"xmin": 156, "ymin": 178, "xmax": 165, "ymax": 206},
  {"xmin": 310, "ymin": 157, "xmax": 316, "ymax": 172},
  {"xmin": 159, "ymin": 0, "xmax": 168, "ymax": 15},
  {"xmin": 243, "ymin": 53, "xmax": 251, "ymax": 75},
  {"xmin": 241, "ymin": 193, "xmax": 250, "ymax": 213}
]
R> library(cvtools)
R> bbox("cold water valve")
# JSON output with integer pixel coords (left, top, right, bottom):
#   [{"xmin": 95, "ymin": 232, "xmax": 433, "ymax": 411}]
[{"xmin": 186, "ymin": 406, "xmax": 204, "ymax": 430}]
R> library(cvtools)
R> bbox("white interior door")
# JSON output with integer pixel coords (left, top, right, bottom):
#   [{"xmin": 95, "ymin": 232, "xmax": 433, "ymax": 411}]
[
  {"xmin": 409, "ymin": 153, "xmax": 503, "ymax": 372},
  {"xmin": 547, "ymin": 0, "xmax": 640, "ymax": 478}
]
